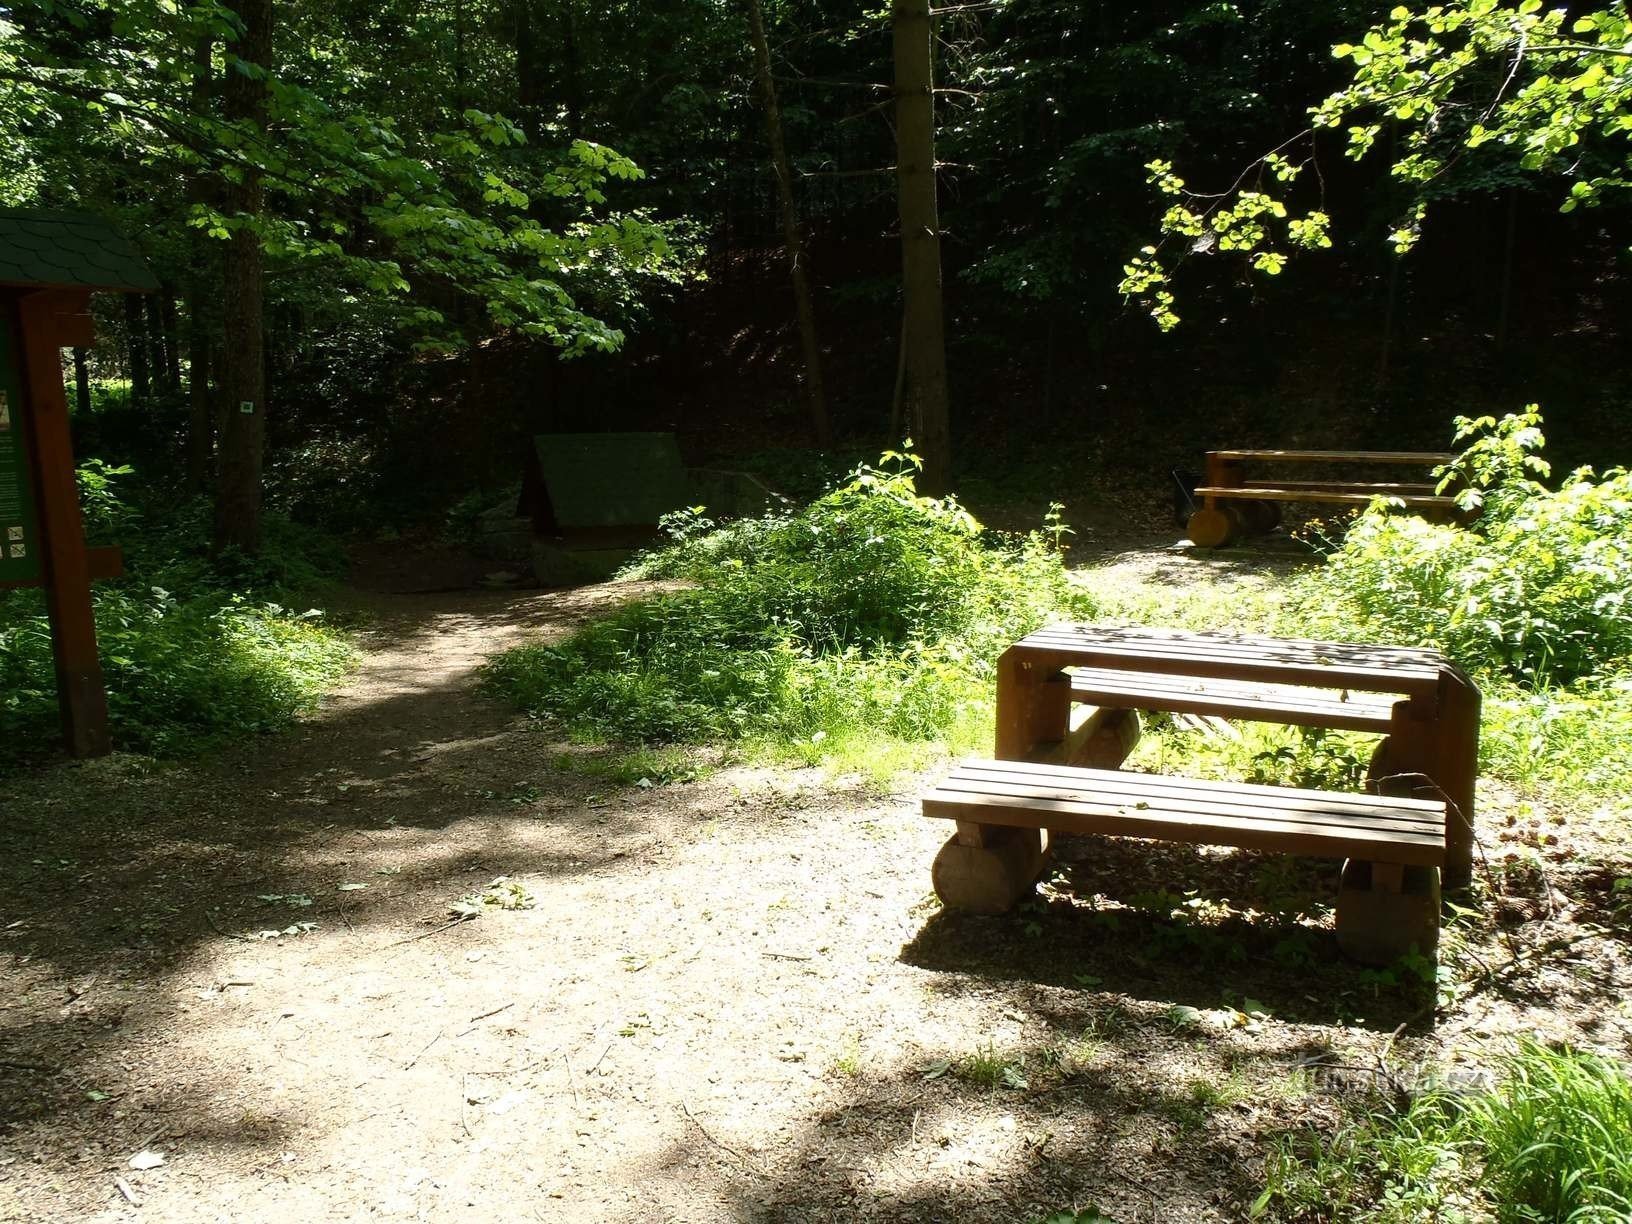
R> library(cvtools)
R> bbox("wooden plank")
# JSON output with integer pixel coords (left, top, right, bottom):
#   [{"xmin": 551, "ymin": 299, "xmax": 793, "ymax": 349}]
[
  {"xmin": 933, "ymin": 773, "xmax": 1445, "ymax": 837},
  {"xmin": 1242, "ymin": 479, "xmax": 1438, "ymax": 493},
  {"xmin": 922, "ymin": 788, "xmax": 1445, "ymax": 866},
  {"xmin": 951, "ymin": 760, "xmax": 1446, "ymax": 822},
  {"xmin": 1018, "ymin": 625, "xmax": 1447, "ymax": 668},
  {"xmin": 1208, "ymin": 450, "xmax": 1455, "ymax": 464},
  {"xmin": 1011, "ymin": 629, "xmax": 1446, "ymax": 698},
  {"xmin": 1192, "ymin": 486, "xmax": 1456, "ymax": 509},
  {"xmin": 1066, "ymin": 668, "xmax": 1396, "ymax": 733}
]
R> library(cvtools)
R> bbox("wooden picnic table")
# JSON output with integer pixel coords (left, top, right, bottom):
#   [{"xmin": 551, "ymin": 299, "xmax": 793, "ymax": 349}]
[
  {"xmin": 1187, "ymin": 448, "xmax": 1463, "ymax": 547},
  {"xmin": 920, "ymin": 624, "xmax": 1481, "ymax": 963}
]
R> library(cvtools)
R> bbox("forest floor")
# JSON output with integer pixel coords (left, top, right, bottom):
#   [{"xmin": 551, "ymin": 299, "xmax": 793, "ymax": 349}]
[{"xmin": 2, "ymin": 539, "xmax": 1630, "ymax": 1223}]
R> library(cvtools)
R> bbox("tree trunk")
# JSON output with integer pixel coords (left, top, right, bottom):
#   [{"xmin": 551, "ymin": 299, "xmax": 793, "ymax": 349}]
[
  {"xmin": 746, "ymin": 0, "xmax": 831, "ymax": 449},
  {"xmin": 72, "ymin": 348, "xmax": 91, "ymax": 416},
  {"xmin": 145, "ymin": 296, "xmax": 168, "ymax": 396},
  {"xmin": 159, "ymin": 292, "xmax": 181, "ymax": 393},
  {"xmin": 213, "ymin": 0, "xmax": 272, "ymax": 553},
  {"xmin": 892, "ymin": 0, "xmax": 951, "ymax": 494},
  {"xmin": 514, "ymin": 2, "xmax": 546, "ymax": 143},
  {"xmin": 186, "ymin": 26, "xmax": 215, "ymax": 491},
  {"xmin": 124, "ymin": 294, "xmax": 150, "ymax": 404}
]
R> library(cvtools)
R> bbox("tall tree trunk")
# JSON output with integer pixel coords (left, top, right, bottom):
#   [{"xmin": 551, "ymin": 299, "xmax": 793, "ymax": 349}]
[
  {"xmin": 213, "ymin": 0, "xmax": 272, "ymax": 553},
  {"xmin": 72, "ymin": 348, "xmax": 91, "ymax": 416},
  {"xmin": 514, "ymin": 2, "xmax": 546, "ymax": 143},
  {"xmin": 124, "ymin": 295, "xmax": 150, "ymax": 404},
  {"xmin": 746, "ymin": 0, "xmax": 831, "ymax": 449},
  {"xmin": 453, "ymin": 0, "xmax": 468, "ymax": 108},
  {"xmin": 186, "ymin": 26, "xmax": 215, "ymax": 491},
  {"xmin": 561, "ymin": 3, "xmax": 584, "ymax": 135},
  {"xmin": 892, "ymin": 0, "xmax": 951, "ymax": 494}
]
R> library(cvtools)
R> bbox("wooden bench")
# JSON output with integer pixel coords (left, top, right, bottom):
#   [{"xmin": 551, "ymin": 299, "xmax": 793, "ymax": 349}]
[
  {"xmin": 922, "ymin": 760, "xmax": 1446, "ymax": 964},
  {"xmin": 1187, "ymin": 448, "xmax": 1463, "ymax": 548},
  {"xmin": 997, "ymin": 625, "xmax": 1478, "ymax": 883},
  {"xmin": 916, "ymin": 625, "xmax": 1481, "ymax": 965}
]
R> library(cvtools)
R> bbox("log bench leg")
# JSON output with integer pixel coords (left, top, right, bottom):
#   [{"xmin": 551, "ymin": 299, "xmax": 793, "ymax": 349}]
[
  {"xmin": 932, "ymin": 821, "xmax": 1049, "ymax": 915},
  {"xmin": 1334, "ymin": 859, "xmax": 1441, "ymax": 966},
  {"xmin": 1186, "ymin": 505, "xmax": 1238, "ymax": 548}
]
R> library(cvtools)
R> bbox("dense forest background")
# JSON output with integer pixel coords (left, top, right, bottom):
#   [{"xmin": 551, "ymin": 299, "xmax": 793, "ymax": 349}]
[{"xmin": 3, "ymin": 0, "xmax": 1629, "ymax": 539}]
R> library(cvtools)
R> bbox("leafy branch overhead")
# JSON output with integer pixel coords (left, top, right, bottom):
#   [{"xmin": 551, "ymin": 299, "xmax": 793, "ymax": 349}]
[
  {"xmin": 1122, "ymin": 0, "xmax": 1632, "ymax": 329},
  {"xmin": 0, "ymin": 0, "xmax": 681, "ymax": 352}
]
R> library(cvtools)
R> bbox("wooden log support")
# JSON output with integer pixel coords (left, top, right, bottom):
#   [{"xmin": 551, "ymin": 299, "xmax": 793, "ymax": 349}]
[
  {"xmin": 1334, "ymin": 858, "xmax": 1441, "ymax": 967},
  {"xmin": 931, "ymin": 821, "xmax": 1051, "ymax": 915},
  {"xmin": 1371, "ymin": 672, "xmax": 1479, "ymax": 889},
  {"xmin": 1334, "ymin": 771, "xmax": 1447, "ymax": 965}
]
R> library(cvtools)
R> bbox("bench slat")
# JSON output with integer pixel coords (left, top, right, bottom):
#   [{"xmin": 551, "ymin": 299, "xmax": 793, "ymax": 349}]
[
  {"xmin": 1242, "ymin": 479, "xmax": 1438, "ymax": 493},
  {"xmin": 1015, "ymin": 628, "xmax": 1445, "ymax": 697},
  {"xmin": 1067, "ymin": 668, "xmax": 1397, "ymax": 733},
  {"xmin": 1194, "ymin": 486, "xmax": 1457, "ymax": 509},
  {"xmin": 922, "ymin": 761, "xmax": 1446, "ymax": 867},
  {"xmin": 938, "ymin": 776, "xmax": 1444, "ymax": 840},
  {"xmin": 960, "ymin": 759, "xmax": 1445, "ymax": 819},
  {"xmin": 1209, "ymin": 450, "xmax": 1454, "ymax": 464}
]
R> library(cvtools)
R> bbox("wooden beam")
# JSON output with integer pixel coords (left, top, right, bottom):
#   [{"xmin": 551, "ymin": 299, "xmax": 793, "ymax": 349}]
[{"xmin": 13, "ymin": 289, "xmax": 110, "ymax": 757}]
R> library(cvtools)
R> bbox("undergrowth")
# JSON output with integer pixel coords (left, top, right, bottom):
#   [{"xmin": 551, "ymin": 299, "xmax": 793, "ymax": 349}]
[
  {"xmin": 483, "ymin": 451, "xmax": 1090, "ymax": 764},
  {"xmin": 0, "ymin": 463, "xmax": 353, "ymax": 769},
  {"xmin": 1256, "ymin": 1040, "xmax": 1632, "ymax": 1223}
]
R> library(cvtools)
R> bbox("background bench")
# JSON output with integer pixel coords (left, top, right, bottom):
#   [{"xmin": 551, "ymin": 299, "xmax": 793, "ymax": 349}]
[{"xmin": 1187, "ymin": 448, "xmax": 1463, "ymax": 547}]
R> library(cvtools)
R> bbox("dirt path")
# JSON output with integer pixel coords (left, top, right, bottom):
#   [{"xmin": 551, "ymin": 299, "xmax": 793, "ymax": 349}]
[{"xmin": 1, "ymin": 579, "xmax": 1627, "ymax": 1223}]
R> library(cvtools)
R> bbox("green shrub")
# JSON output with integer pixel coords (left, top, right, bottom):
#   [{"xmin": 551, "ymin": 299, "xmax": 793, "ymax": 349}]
[
  {"xmin": 1296, "ymin": 410, "xmax": 1632, "ymax": 684},
  {"xmin": 0, "ymin": 463, "xmax": 354, "ymax": 769},
  {"xmin": 485, "ymin": 452, "xmax": 1089, "ymax": 751},
  {"xmin": 0, "ymin": 588, "xmax": 352, "ymax": 765}
]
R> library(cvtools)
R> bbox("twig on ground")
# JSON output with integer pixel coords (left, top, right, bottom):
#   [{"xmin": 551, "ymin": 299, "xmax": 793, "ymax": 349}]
[
  {"xmin": 467, "ymin": 1002, "xmax": 513, "ymax": 1024},
  {"xmin": 680, "ymin": 1101, "xmax": 764, "ymax": 1174},
  {"xmin": 381, "ymin": 913, "xmax": 475, "ymax": 951},
  {"xmin": 563, "ymin": 1051, "xmax": 580, "ymax": 1107},
  {"xmin": 0, "ymin": 1059, "xmax": 59, "ymax": 1074},
  {"xmin": 202, "ymin": 910, "xmax": 253, "ymax": 943},
  {"xmin": 403, "ymin": 1029, "xmax": 445, "ymax": 1070}
]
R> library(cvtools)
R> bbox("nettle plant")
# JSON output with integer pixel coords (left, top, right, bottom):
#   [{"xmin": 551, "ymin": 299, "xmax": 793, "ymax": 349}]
[{"xmin": 1121, "ymin": 0, "xmax": 1632, "ymax": 328}]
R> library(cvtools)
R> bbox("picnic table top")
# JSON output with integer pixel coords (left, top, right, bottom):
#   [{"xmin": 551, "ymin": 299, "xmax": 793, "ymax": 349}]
[
  {"xmin": 1007, "ymin": 625, "xmax": 1451, "ymax": 700},
  {"xmin": 1208, "ymin": 449, "xmax": 1455, "ymax": 464}
]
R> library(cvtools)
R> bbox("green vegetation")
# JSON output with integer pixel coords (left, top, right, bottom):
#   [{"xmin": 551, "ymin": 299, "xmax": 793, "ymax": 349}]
[
  {"xmin": 0, "ymin": 466, "xmax": 352, "ymax": 769},
  {"xmin": 483, "ymin": 452, "xmax": 1089, "ymax": 771},
  {"xmin": 1294, "ymin": 411, "xmax": 1632, "ymax": 685},
  {"xmin": 1256, "ymin": 1040, "xmax": 1632, "ymax": 1223},
  {"xmin": 487, "ymin": 415, "xmax": 1632, "ymax": 812}
]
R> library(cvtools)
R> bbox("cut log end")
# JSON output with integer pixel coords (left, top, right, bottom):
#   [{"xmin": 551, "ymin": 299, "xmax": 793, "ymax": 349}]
[
  {"xmin": 1186, "ymin": 507, "xmax": 1235, "ymax": 549},
  {"xmin": 931, "ymin": 825, "xmax": 1048, "ymax": 915}
]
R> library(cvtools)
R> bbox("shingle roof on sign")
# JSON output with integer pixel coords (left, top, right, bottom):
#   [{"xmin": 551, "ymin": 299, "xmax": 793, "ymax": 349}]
[{"xmin": 0, "ymin": 209, "xmax": 159, "ymax": 293}]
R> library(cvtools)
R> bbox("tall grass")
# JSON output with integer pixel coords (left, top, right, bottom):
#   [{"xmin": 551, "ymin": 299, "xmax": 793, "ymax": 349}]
[{"xmin": 1255, "ymin": 1041, "xmax": 1632, "ymax": 1222}]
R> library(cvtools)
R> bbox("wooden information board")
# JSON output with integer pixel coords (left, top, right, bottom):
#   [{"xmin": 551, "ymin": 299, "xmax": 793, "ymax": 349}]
[{"xmin": 0, "ymin": 314, "xmax": 43, "ymax": 587}]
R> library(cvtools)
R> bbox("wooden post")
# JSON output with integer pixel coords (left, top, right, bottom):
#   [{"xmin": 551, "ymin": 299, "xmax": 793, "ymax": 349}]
[
  {"xmin": 14, "ymin": 290, "xmax": 110, "ymax": 756},
  {"xmin": 1372, "ymin": 669, "xmax": 1479, "ymax": 889},
  {"xmin": 931, "ymin": 648, "xmax": 1068, "ymax": 913}
]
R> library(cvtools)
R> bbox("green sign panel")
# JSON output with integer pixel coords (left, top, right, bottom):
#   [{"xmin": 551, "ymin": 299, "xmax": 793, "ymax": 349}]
[{"xmin": 0, "ymin": 315, "xmax": 43, "ymax": 586}]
